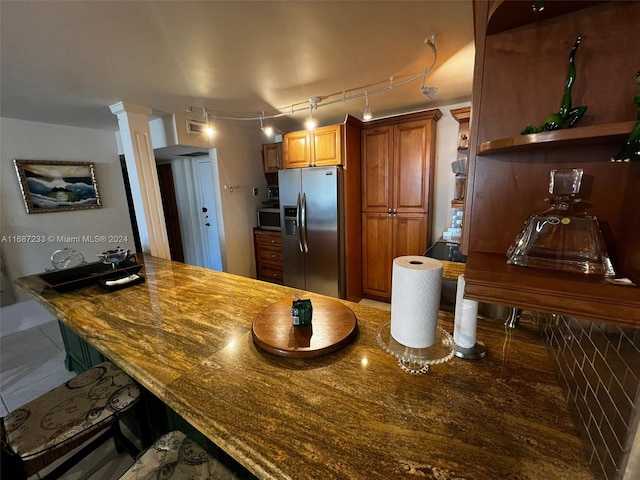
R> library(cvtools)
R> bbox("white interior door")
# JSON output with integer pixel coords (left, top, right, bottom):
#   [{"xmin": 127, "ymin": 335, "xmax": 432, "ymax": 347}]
[
  {"xmin": 194, "ymin": 158, "xmax": 223, "ymax": 271},
  {"xmin": 170, "ymin": 156, "xmax": 223, "ymax": 271}
]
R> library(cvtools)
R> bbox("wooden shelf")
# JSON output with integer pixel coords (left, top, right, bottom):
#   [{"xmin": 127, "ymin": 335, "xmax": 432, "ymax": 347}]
[
  {"xmin": 451, "ymin": 200, "xmax": 464, "ymax": 208},
  {"xmin": 463, "ymin": 252, "xmax": 640, "ymax": 327},
  {"xmin": 486, "ymin": 0, "xmax": 606, "ymax": 35},
  {"xmin": 477, "ymin": 121, "xmax": 635, "ymax": 155}
]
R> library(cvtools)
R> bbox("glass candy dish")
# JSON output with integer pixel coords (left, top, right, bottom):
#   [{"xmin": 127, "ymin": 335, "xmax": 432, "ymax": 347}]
[{"xmin": 506, "ymin": 168, "xmax": 615, "ymax": 277}]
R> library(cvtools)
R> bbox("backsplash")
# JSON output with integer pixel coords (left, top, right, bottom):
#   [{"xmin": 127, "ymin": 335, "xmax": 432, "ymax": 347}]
[{"xmin": 539, "ymin": 313, "xmax": 640, "ymax": 480}]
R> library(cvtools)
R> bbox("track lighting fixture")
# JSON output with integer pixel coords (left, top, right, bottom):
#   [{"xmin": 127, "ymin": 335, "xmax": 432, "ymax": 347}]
[
  {"xmin": 420, "ymin": 34, "xmax": 438, "ymax": 99},
  {"xmin": 202, "ymin": 108, "xmax": 215, "ymax": 138},
  {"xmin": 188, "ymin": 34, "xmax": 438, "ymax": 133},
  {"xmin": 260, "ymin": 113, "xmax": 274, "ymax": 137},
  {"xmin": 305, "ymin": 98, "xmax": 319, "ymax": 131},
  {"xmin": 421, "ymin": 86, "xmax": 438, "ymax": 99},
  {"xmin": 363, "ymin": 91, "xmax": 373, "ymax": 121}
]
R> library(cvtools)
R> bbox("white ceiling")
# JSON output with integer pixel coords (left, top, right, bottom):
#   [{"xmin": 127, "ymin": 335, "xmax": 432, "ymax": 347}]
[{"xmin": 0, "ymin": 1, "xmax": 474, "ymax": 134}]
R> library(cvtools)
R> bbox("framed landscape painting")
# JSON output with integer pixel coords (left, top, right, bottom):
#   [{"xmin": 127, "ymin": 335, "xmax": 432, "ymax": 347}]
[{"xmin": 14, "ymin": 159, "xmax": 102, "ymax": 214}]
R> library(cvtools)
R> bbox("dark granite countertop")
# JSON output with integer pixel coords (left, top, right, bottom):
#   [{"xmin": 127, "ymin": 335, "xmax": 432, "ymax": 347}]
[{"xmin": 16, "ymin": 255, "xmax": 594, "ymax": 480}]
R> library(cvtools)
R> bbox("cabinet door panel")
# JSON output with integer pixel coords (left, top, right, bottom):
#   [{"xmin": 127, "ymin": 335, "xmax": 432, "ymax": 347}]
[
  {"xmin": 283, "ymin": 131, "xmax": 310, "ymax": 168},
  {"xmin": 393, "ymin": 214, "xmax": 428, "ymax": 259},
  {"xmin": 362, "ymin": 127, "xmax": 392, "ymax": 212},
  {"xmin": 313, "ymin": 125, "xmax": 342, "ymax": 166},
  {"xmin": 362, "ymin": 213, "xmax": 393, "ymax": 298},
  {"xmin": 262, "ymin": 143, "xmax": 282, "ymax": 172},
  {"xmin": 394, "ymin": 121, "xmax": 431, "ymax": 212}
]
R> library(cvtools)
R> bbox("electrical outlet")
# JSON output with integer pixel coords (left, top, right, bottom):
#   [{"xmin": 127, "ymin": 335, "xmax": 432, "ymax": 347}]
[{"xmin": 252, "ymin": 187, "xmax": 258, "ymax": 196}]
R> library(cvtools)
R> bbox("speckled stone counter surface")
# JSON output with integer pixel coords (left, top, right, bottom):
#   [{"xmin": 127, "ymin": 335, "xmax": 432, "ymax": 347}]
[{"xmin": 16, "ymin": 255, "xmax": 594, "ymax": 480}]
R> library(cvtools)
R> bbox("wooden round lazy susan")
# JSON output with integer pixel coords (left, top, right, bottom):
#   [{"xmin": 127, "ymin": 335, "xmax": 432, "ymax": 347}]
[{"xmin": 252, "ymin": 295, "xmax": 358, "ymax": 358}]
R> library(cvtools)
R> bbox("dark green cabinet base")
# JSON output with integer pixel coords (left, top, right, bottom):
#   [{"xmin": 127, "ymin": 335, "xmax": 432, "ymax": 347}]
[{"xmin": 58, "ymin": 321, "xmax": 105, "ymax": 374}]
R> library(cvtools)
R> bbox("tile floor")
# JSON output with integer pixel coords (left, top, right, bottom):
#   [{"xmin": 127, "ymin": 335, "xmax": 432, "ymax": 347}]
[{"xmin": 1, "ymin": 300, "xmax": 136, "ymax": 479}]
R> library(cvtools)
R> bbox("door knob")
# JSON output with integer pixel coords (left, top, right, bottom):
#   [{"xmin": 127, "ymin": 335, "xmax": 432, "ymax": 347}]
[{"xmin": 205, "ymin": 223, "xmax": 210, "ymax": 227}]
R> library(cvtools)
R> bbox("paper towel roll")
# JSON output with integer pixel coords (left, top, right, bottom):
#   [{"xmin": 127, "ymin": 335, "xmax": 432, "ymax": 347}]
[
  {"xmin": 390, "ymin": 256, "xmax": 443, "ymax": 348},
  {"xmin": 453, "ymin": 274, "xmax": 479, "ymax": 349}
]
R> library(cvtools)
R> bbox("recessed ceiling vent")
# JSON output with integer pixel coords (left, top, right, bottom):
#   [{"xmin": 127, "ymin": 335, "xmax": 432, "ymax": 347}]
[{"xmin": 186, "ymin": 119, "xmax": 208, "ymax": 135}]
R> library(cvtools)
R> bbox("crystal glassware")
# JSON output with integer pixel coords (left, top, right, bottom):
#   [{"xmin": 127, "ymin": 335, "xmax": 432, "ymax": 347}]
[
  {"xmin": 506, "ymin": 168, "xmax": 615, "ymax": 276},
  {"xmin": 97, "ymin": 247, "xmax": 130, "ymax": 270}
]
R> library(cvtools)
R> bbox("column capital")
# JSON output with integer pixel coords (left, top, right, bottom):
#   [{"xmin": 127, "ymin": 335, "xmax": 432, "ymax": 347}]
[{"xmin": 109, "ymin": 101, "xmax": 153, "ymax": 117}]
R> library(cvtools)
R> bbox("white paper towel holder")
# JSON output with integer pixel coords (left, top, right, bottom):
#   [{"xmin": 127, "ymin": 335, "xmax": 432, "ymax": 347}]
[{"xmin": 376, "ymin": 322, "xmax": 455, "ymax": 374}]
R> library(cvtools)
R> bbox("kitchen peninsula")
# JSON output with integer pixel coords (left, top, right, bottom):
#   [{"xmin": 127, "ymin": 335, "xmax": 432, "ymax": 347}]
[{"xmin": 16, "ymin": 256, "xmax": 594, "ymax": 479}]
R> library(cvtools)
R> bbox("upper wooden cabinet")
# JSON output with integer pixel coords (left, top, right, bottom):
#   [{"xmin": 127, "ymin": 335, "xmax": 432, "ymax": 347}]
[
  {"xmin": 463, "ymin": 0, "xmax": 640, "ymax": 326},
  {"xmin": 283, "ymin": 124, "xmax": 342, "ymax": 168},
  {"xmin": 362, "ymin": 113, "xmax": 440, "ymax": 214},
  {"xmin": 262, "ymin": 142, "xmax": 282, "ymax": 173}
]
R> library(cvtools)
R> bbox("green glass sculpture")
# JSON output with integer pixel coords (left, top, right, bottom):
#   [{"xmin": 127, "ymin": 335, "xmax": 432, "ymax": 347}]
[
  {"xmin": 611, "ymin": 70, "xmax": 640, "ymax": 163},
  {"xmin": 521, "ymin": 36, "xmax": 587, "ymax": 134}
]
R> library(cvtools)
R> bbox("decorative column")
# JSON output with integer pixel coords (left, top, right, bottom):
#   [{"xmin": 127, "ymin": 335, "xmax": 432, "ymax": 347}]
[{"xmin": 109, "ymin": 101, "xmax": 171, "ymax": 259}]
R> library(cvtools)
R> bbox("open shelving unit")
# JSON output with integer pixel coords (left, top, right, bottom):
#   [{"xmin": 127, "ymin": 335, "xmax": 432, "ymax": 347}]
[{"xmin": 463, "ymin": 0, "xmax": 640, "ymax": 326}]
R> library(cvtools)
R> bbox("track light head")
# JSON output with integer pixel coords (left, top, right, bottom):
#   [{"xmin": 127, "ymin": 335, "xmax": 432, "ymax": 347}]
[
  {"xmin": 421, "ymin": 86, "xmax": 438, "ymax": 99},
  {"xmin": 424, "ymin": 34, "xmax": 437, "ymax": 53}
]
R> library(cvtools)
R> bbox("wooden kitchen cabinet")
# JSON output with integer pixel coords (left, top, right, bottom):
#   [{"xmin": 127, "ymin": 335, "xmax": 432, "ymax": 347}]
[
  {"xmin": 283, "ymin": 124, "xmax": 342, "ymax": 168},
  {"xmin": 362, "ymin": 212, "xmax": 428, "ymax": 300},
  {"xmin": 463, "ymin": 0, "xmax": 640, "ymax": 326},
  {"xmin": 262, "ymin": 142, "xmax": 282, "ymax": 173},
  {"xmin": 253, "ymin": 228, "xmax": 283, "ymax": 284},
  {"xmin": 361, "ymin": 110, "xmax": 441, "ymax": 301}
]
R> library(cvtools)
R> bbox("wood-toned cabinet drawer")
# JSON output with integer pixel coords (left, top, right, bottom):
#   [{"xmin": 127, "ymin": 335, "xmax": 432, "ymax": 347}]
[
  {"xmin": 258, "ymin": 264, "xmax": 283, "ymax": 283},
  {"xmin": 257, "ymin": 246, "xmax": 282, "ymax": 264},
  {"xmin": 255, "ymin": 232, "xmax": 282, "ymax": 247},
  {"xmin": 254, "ymin": 228, "xmax": 283, "ymax": 285}
]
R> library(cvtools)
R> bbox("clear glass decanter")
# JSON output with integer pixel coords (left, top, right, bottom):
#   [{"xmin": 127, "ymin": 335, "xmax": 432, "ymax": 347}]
[{"xmin": 506, "ymin": 168, "xmax": 616, "ymax": 276}]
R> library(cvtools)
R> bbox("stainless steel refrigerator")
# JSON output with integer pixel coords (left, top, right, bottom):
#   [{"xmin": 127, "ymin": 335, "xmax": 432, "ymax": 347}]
[{"xmin": 279, "ymin": 166, "xmax": 344, "ymax": 298}]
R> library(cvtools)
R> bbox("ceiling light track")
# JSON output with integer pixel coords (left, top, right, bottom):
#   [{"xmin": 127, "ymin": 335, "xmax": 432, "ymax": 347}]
[{"xmin": 187, "ymin": 34, "xmax": 438, "ymax": 131}]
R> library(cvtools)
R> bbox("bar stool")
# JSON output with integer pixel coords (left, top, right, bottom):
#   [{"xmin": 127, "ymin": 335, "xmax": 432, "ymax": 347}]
[
  {"xmin": 120, "ymin": 430, "xmax": 238, "ymax": 479},
  {"xmin": 1, "ymin": 360, "xmax": 142, "ymax": 479}
]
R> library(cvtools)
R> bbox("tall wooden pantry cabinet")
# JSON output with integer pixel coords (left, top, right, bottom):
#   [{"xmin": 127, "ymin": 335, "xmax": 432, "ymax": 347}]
[{"xmin": 361, "ymin": 109, "xmax": 441, "ymax": 301}]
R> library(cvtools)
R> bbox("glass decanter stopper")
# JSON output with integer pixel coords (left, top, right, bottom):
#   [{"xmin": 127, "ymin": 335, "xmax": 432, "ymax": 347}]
[{"xmin": 506, "ymin": 168, "xmax": 616, "ymax": 276}]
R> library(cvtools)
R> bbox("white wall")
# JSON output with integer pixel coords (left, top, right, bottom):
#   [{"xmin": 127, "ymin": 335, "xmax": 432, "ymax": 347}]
[
  {"xmin": 209, "ymin": 123, "xmax": 268, "ymax": 277},
  {"xmin": 0, "ymin": 117, "xmax": 135, "ymax": 303},
  {"xmin": 432, "ymin": 101, "xmax": 471, "ymax": 245}
]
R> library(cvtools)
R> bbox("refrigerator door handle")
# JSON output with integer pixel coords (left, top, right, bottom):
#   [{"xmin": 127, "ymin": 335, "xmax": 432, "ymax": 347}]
[
  {"xmin": 301, "ymin": 192, "xmax": 309, "ymax": 253},
  {"xmin": 296, "ymin": 193, "xmax": 304, "ymax": 253}
]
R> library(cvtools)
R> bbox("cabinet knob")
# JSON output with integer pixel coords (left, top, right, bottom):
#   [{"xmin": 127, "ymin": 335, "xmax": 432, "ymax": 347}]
[
  {"xmin": 271, "ymin": 254, "xmax": 276, "ymax": 258},
  {"xmin": 270, "ymin": 239, "xmax": 275, "ymax": 243}
]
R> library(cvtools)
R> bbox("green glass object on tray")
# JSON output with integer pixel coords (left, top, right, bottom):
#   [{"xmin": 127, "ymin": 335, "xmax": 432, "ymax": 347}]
[
  {"xmin": 506, "ymin": 168, "xmax": 615, "ymax": 277},
  {"xmin": 611, "ymin": 70, "xmax": 640, "ymax": 163},
  {"xmin": 521, "ymin": 36, "xmax": 587, "ymax": 134}
]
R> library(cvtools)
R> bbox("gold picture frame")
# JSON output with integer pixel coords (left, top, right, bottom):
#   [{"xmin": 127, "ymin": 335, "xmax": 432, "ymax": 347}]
[{"xmin": 14, "ymin": 159, "xmax": 102, "ymax": 214}]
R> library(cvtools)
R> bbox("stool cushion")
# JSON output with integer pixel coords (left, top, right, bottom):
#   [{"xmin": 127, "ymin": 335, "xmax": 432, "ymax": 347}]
[
  {"xmin": 2, "ymin": 361, "xmax": 140, "ymax": 463},
  {"xmin": 120, "ymin": 430, "xmax": 237, "ymax": 480}
]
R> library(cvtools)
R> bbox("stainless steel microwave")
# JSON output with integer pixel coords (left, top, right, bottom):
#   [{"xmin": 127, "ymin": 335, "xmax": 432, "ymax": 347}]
[
  {"xmin": 257, "ymin": 208, "xmax": 281, "ymax": 231},
  {"xmin": 266, "ymin": 185, "xmax": 279, "ymax": 200}
]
